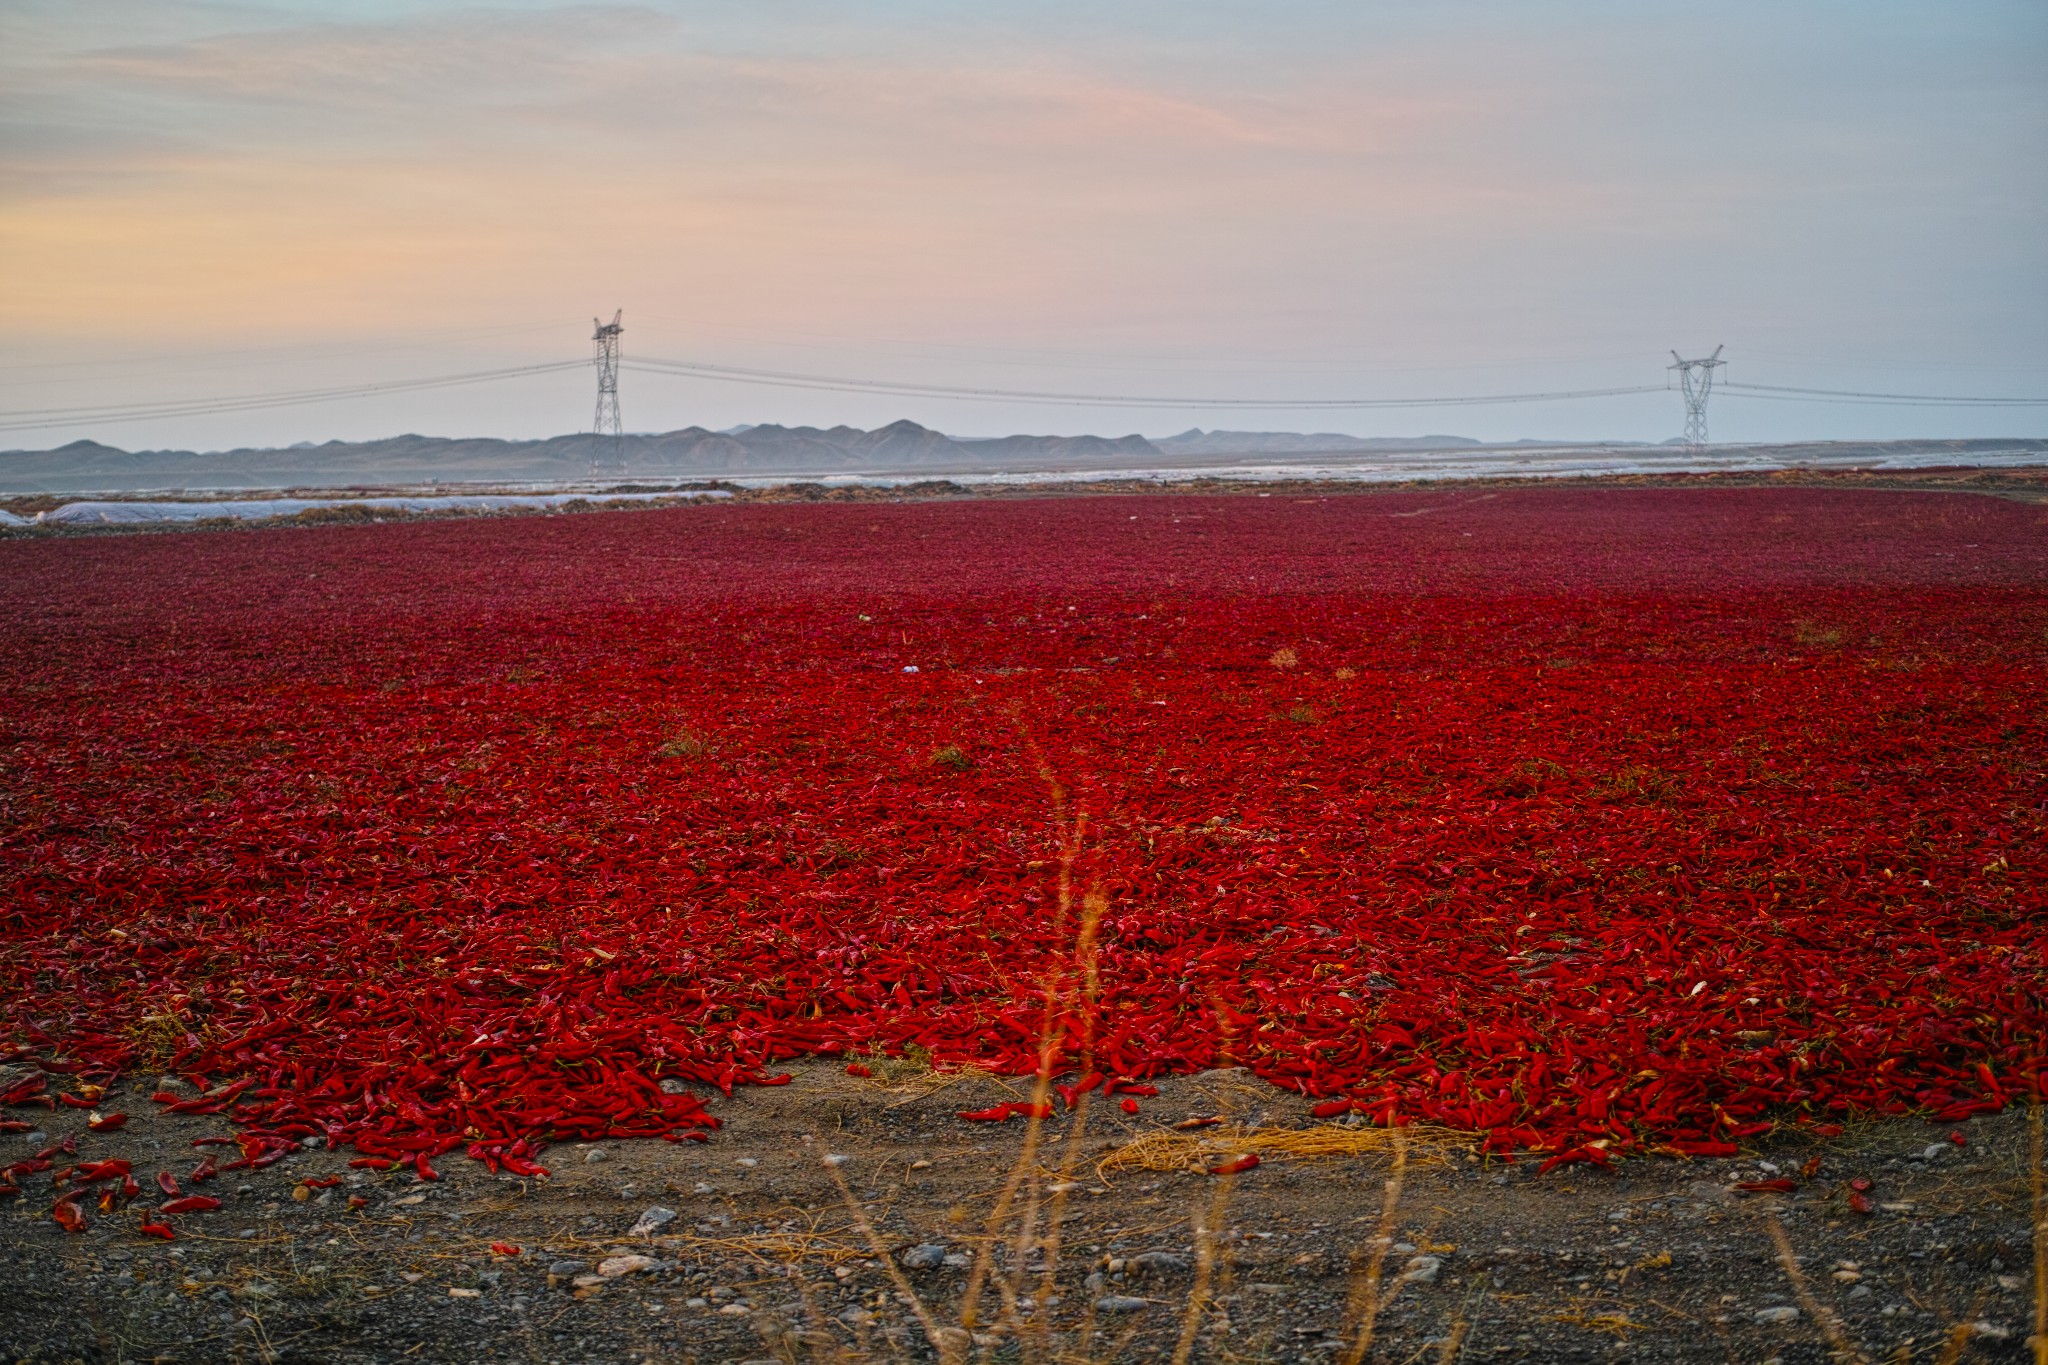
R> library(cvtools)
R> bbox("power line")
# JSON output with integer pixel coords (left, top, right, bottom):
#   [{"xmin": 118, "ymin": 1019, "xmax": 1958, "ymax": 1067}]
[
  {"xmin": 1720, "ymin": 381, "xmax": 2048, "ymax": 406},
  {"xmin": 0, "ymin": 361, "xmax": 589, "ymax": 434},
  {"xmin": 622, "ymin": 355, "xmax": 1669, "ymax": 409}
]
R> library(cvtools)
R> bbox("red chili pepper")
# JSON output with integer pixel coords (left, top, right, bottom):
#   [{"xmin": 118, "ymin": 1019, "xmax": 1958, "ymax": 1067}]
[
  {"xmin": 189, "ymin": 1157, "xmax": 218, "ymax": 1183},
  {"xmin": 88, "ymin": 1112, "xmax": 127, "ymax": 1132},
  {"xmin": 300, "ymin": 1176, "xmax": 343, "ymax": 1189},
  {"xmin": 1737, "ymin": 1179, "xmax": 1797, "ymax": 1193},
  {"xmin": 1119, "ymin": 1098, "xmax": 1140, "ymax": 1115},
  {"xmin": 957, "ymin": 1105, "xmax": 1016, "ymax": 1122},
  {"xmin": 845, "ymin": 1064, "xmax": 872, "ymax": 1078},
  {"xmin": 1175, "ymin": 1115, "xmax": 1224, "ymax": 1130},
  {"xmin": 1310, "ymin": 1098, "xmax": 1357, "ymax": 1119},
  {"xmin": 1848, "ymin": 1176, "xmax": 1873, "ymax": 1192},
  {"xmin": 138, "ymin": 1215, "xmax": 176, "ymax": 1241},
  {"xmin": 1799, "ymin": 1155, "xmax": 1822, "ymax": 1179},
  {"xmin": 56, "ymin": 1094, "xmax": 96, "ymax": 1109},
  {"xmin": 51, "ymin": 1196, "xmax": 86, "ymax": 1233},
  {"xmin": 157, "ymin": 1172, "xmax": 181, "ymax": 1198},
  {"xmin": 1847, "ymin": 1191, "xmax": 1874, "ymax": 1214},
  {"xmin": 489, "ymin": 1241, "xmax": 521, "ymax": 1256},
  {"xmin": 349, "ymin": 1157, "xmax": 396, "ymax": 1170},
  {"xmin": 160, "ymin": 1195, "xmax": 222, "ymax": 1214},
  {"xmin": 1207, "ymin": 1154, "xmax": 1260, "ymax": 1175},
  {"xmin": 75, "ymin": 1160, "xmax": 132, "ymax": 1184},
  {"xmin": 414, "ymin": 1153, "xmax": 439, "ymax": 1182}
]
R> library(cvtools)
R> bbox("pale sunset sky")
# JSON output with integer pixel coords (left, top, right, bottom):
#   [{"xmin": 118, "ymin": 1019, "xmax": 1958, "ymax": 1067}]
[{"xmin": 2, "ymin": 1, "xmax": 2043, "ymax": 448}]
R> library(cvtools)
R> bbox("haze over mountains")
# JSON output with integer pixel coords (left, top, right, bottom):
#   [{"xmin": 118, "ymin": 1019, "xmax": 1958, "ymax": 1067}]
[{"xmin": 0, "ymin": 422, "xmax": 1512, "ymax": 493}]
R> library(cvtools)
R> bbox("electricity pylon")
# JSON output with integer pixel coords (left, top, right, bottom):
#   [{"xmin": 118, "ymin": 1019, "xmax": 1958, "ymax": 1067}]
[
  {"xmin": 1668, "ymin": 346, "xmax": 1725, "ymax": 453},
  {"xmin": 590, "ymin": 310, "xmax": 624, "ymax": 478}
]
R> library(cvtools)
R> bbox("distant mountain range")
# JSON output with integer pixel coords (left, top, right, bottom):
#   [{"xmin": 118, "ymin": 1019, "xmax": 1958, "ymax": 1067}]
[{"xmin": 0, "ymin": 421, "xmax": 1169, "ymax": 493}]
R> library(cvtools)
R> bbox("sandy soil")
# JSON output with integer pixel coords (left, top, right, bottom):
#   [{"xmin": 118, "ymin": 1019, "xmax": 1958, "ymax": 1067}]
[{"xmin": 2, "ymin": 1061, "xmax": 2037, "ymax": 1364}]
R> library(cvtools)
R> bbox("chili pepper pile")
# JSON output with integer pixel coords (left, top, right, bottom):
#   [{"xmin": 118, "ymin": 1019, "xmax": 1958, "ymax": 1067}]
[{"xmin": 0, "ymin": 488, "xmax": 2041, "ymax": 1167}]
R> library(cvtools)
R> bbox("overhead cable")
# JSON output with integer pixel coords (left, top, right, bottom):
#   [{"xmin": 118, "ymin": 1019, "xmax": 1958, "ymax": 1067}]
[
  {"xmin": 0, "ymin": 361, "xmax": 590, "ymax": 433},
  {"xmin": 623, "ymin": 355, "xmax": 1668, "ymax": 409}
]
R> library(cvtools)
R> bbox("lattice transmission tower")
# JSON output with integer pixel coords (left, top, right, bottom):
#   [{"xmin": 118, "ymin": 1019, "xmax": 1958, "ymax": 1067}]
[
  {"xmin": 1668, "ymin": 346, "xmax": 1726, "ymax": 453},
  {"xmin": 590, "ymin": 310, "xmax": 624, "ymax": 478}
]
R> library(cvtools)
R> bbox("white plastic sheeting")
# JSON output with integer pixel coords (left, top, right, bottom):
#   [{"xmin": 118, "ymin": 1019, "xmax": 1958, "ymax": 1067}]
[
  {"xmin": 0, "ymin": 508, "xmax": 29, "ymax": 527},
  {"xmin": 35, "ymin": 490, "xmax": 732, "ymax": 525}
]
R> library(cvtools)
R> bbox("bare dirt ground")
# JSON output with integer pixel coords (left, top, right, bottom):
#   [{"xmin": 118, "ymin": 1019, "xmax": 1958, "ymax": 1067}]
[{"xmin": 2, "ymin": 1061, "xmax": 2038, "ymax": 1364}]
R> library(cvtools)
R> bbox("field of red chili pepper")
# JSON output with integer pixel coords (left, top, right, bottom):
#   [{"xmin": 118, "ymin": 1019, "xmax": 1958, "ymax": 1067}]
[{"xmin": 2, "ymin": 486, "xmax": 2043, "ymax": 1188}]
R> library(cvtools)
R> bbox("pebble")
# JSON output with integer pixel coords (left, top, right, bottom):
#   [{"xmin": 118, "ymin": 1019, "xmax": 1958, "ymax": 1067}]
[
  {"xmin": 629, "ymin": 1206, "xmax": 677, "ymax": 1236},
  {"xmin": 548, "ymin": 1260, "xmax": 586, "ymax": 1278},
  {"xmin": 1755, "ymin": 1306, "xmax": 1800, "ymax": 1325},
  {"xmin": 583, "ymin": 1147, "xmax": 611, "ymax": 1164},
  {"xmin": 1129, "ymin": 1251, "xmax": 1192, "ymax": 1276},
  {"xmin": 448, "ymin": 1287, "xmax": 480, "ymax": 1299},
  {"xmin": 692, "ymin": 1182, "xmax": 717, "ymax": 1195},
  {"xmin": 1400, "ymin": 1256, "xmax": 1442, "ymax": 1285},
  {"xmin": 717, "ymin": 1303, "xmax": 752, "ymax": 1317},
  {"xmin": 299, "ymin": 1136, "xmax": 322, "ymax": 1149},
  {"xmin": 1095, "ymin": 1296, "xmax": 1149, "ymax": 1314},
  {"xmin": 899, "ymin": 1244, "xmax": 948, "ymax": 1270},
  {"xmin": 838, "ymin": 1307, "xmax": 875, "ymax": 1326},
  {"xmin": 659, "ymin": 1078, "xmax": 691, "ymax": 1095},
  {"xmin": 1969, "ymin": 1322, "xmax": 2012, "ymax": 1341},
  {"xmin": 597, "ymin": 1255, "xmax": 656, "ymax": 1279}
]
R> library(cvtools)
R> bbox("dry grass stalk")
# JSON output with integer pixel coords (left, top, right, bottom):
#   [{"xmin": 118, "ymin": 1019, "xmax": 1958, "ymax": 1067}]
[
  {"xmin": 1763, "ymin": 1207, "xmax": 1867, "ymax": 1365},
  {"xmin": 1336, "ymin": 1125, "xmax": 1408, "ymax": 1365},
  {"xmin": 1098, "ymin": 1120, "xmax": 1469, "ymax": 1180},
  {"xmin": 2034, "ymin": 1096, "xmax": 2047, "ymax": 1365}
]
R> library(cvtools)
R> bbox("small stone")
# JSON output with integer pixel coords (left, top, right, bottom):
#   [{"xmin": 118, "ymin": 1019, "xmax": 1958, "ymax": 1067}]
[
  {"xmin": 822, "ymin": 1153, "xmax": 851, "ymax": 1167},
  {"xmin": 597, "ymin": 1254, "xmax": 655, "ymax": 1278},
  {"xmin": 1997, "ymin": 1274, "xmax": 2024, "ymax": 1292},
  {"xmin": 629, "ymin": 1206, "xmax": 677, "ymax": 1236},
  {"xmin": 659, "ymin": 1078, "xmax": 691, "ymax": 1095},
  {"xmin": 1832, "ymin": 1269, "xmax": 1861, "ymax": 1283},
  {"xmin": 692, "ymin": 1182, "xmax": 716, "ymax": 1195},
  {"xmin": 717, "ymin": 1302, "xmax": 751, "ymax": 1317},
  {"xmin": 735, "ymin": 1157, "xmax": 758, "ymax": 1168},
  {"xmin": 1968, "ymin": 1322, "xmax": 2012, "ymax": 1341},
  {"xmin": 448, "ymin": 1287, "xmax": 480, "ymax": 1299},
  {"xmin": 233, "ymin": 1282, "xmax": 279, "ymax": 1300},
  {"xmin": 1129, "ymin": 1251, "xmax": 1192, "ymax": 1276},
  {"xmin": 1095, "ymin": 1295, "xmax": 1149, "ymax": 1314},
  {"xmin": 686, "ymin": 1297, "xmax": 708, "ymax": 1309},
  {"xmin": 300, "ymin": 1136, "xmax": 322, "ymax": 1149},
  {"xmin": 548, "ymin": 1260, "xmax": 586, "ymax": 1278},
  {"xmin": 900, "ymin": 1244, "xmax": 947, "ymax": 1270},
  {"xmin": 400, "ymin": 1272, "xmax": 425, "ymax": 1284},
  {"xmin": 583, "ymin": 1147, "xmax": 610, "ymax": 1164},
  {"xmin": 1920, "ymin": 1144, "xmax": 1947, "ymax": 1162},
  {"xmin": 1846, "ymin": 1285, "xmax": 1872, "ymax": 1301},
  {"xmin": 1755, "ymin": 1306, "xmax": 1800, "ymax": 1325},
  {"xmin": 572, "ymin": 1274, "xmax": 606, "ymax": 1290},
  {"xmin": 838, "ymin": 1306, "xmax": 874, "ymax": 1326},
  {"xmin": 1400, "ymin": 1256, "xmax": 1442, "ymax": 1285},
  {"xmin": 291, "ymin": 1185, "xmax": 310, "ymax": 1202},
  {"xmin": 943, "ymin": 1253, "xmax": 970, "ymax": 1268}
]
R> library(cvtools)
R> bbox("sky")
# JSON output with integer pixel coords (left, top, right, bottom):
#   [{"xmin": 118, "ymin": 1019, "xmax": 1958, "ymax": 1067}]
[{"xmin": 2, "ymin": 0, "xmax": 2044, "ymax": 451}]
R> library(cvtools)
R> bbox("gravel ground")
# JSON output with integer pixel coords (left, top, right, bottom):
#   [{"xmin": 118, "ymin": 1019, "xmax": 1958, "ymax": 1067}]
[{"xmin": 1, "ymin": 1063, "xmax": 2038, "ymax": 1363}]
